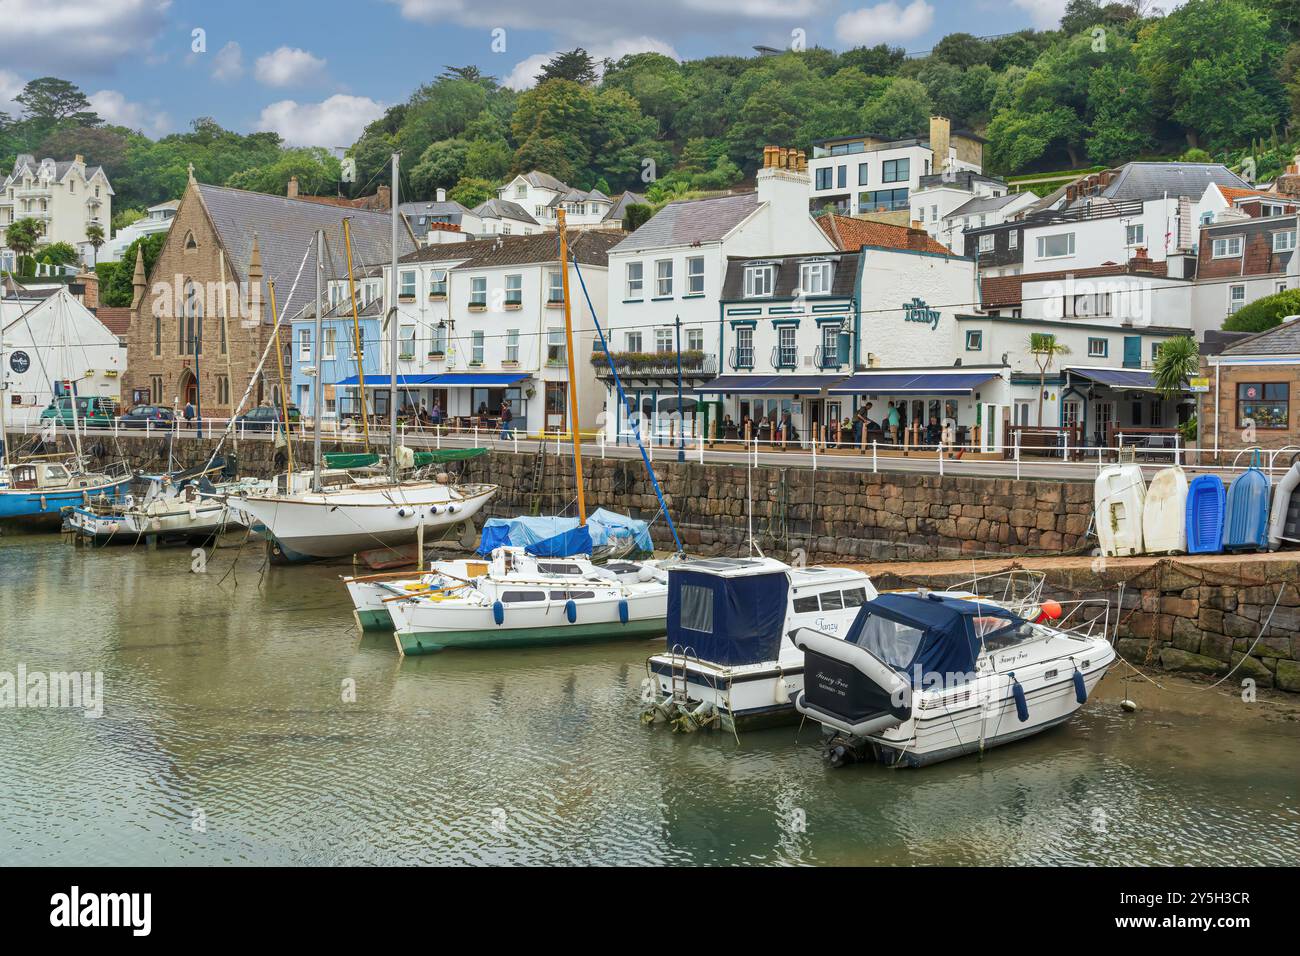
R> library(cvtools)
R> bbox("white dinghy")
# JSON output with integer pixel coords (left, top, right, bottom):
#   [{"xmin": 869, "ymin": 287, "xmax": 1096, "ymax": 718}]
[{"xmin": 1142, "ymin": 465, "xmax": 1188, "ymax": 555}]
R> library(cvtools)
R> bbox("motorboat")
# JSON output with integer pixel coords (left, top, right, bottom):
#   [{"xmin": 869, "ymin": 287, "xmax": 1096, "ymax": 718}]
[
  {"xmin": 377, "ymin": 547, "xmax": 668, "ymax": 655},
  {"xmin": 65, "ymin": 473, "xmax": 270, "ymax": 544},
  {"xmin": 792, "ymin": 589, "xmax": 1116, "ymax": 768},
  {"xmin": 0, "ymin": 459, "xmax": 132, "ymax": 531},
  {"xmin": 642, "ymin": 556, "xmax": 877, "ymax": 732}
]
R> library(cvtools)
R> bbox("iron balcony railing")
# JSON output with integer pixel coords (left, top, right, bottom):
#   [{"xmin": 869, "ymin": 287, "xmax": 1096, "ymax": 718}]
[
  {"xmin": 813, "ymin": 345, "xmax": 846, "ymax": 370},
  {"xmin": 771, "ymin": 345, "xmax": 798, "ymax": 370},
  {"xmin": 728, "ymin": 346, "xmax": 753, "ymax": 371}
]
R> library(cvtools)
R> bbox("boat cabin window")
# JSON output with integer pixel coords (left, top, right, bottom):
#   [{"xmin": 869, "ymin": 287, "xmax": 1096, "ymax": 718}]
[
  {"xmin": 980, "ymin": 618, "xmax": 1033, "ymax": 651},
  {"xmin": 679, "ymin": 584, "xmax": 714, "ymax": 634},
  {"xmin": 854, "ymin": 614, "xmax": 926, "ymax": 671},
  {"xmin": 792, "ymin": 595, "xmax": 820, "ymax": 613},
  {"xmin": 43, "ymin": 464, "xmax": 69, "ymax": 481},
  {"xmin": 793, "ymin": 587, "xmax": 868, "ymax": 614},
  {"xmin": 500, "ymin": 590, "xmax": 545, "ymax": 603},
  {"xmin": 549, "ymin": 590, "xmax": 596, "ymax": 601},
  {"xmin": 843, "ymin": 587, "xmax": 868, "ymax": 607},
  {"xmin": 12, "ymin": 465, "xmax": 38, "ymax": 488},
  {"xmin": 820, "ymin": 590, "xmax": 843, "ymax": 611},
  {"xmin": 537, "ymin": 562, "xmax": 582, "ymax": 576}
]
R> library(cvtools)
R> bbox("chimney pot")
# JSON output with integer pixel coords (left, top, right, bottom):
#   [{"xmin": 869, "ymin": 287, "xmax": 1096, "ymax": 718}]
[
  {"xmin": 287, "ymin": 175, "xmax": 299, "ymax": 199},
  {"xmin": 436, "ymin": 187, "xmax": 447, "ymax": 202}
]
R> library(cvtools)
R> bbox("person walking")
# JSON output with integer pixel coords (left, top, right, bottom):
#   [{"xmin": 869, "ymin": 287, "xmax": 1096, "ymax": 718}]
[
  {"xmin": 886, "ymin": 402, "xmax": 900, "ymax": 444},
  {"xmin": 499, "ymin": 399, "xmax": 513, "ymax": 439}
]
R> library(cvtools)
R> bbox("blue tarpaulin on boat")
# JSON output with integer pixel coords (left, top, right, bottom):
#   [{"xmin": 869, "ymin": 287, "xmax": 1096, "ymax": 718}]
[
  {"xmin": 586, "ymin": 507, "xmax": 653, "ymax": 554},
  {"xmin": 476, "ymin": 509, "xmax": 652, "ymax": 557},
  {"xmin": 847, "ymin": 593, "xmax": 1023, "ymax": 686},
  {"xmin": 477, "ymin": 515, "xmax": 583, "ymax": 556},
  {"xmin": 666, "ymin": 565, "xmax": 789, "ymax": 666}
]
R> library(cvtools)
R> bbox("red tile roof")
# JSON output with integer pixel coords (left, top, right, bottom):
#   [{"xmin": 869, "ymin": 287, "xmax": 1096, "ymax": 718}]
[
  {"xmin": 94, "ymin": 307, "xmax": 131, "ymax": 336},
  {"xmin": 818, "ymin": 214, "xmax": 952, "ymax": 255}
]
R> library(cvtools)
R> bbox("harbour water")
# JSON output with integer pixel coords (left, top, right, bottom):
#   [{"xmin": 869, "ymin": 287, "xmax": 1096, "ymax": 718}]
[{"xmin": 2, "ymin": 533, "xmax": 1297, "ymax": 866}]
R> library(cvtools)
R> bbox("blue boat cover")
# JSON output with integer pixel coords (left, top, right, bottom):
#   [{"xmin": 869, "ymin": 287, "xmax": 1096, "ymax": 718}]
[
  {"xmin": 1185, "ymin": 474, "xmax": 1225, "ymax": 554},
  {"xmin": 1223, "ymin": 464, "xmax": 1271, "ymax": 551},
  {"xmin": 476, "ymin": 509, "xmax": 653, "ymax": 557},
  {"xmin": 666, "ymin": 567, "xmax": 789, "ymax": 665},
  {"xmin": 847, "ymin": 593, "xmax": 1024, "ymax": 687}
]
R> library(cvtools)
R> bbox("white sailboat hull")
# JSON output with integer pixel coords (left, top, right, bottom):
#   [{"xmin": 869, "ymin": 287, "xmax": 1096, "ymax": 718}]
[{"xmin": 229, "ymin": 482, "xmax": 496, "ymax": 559}]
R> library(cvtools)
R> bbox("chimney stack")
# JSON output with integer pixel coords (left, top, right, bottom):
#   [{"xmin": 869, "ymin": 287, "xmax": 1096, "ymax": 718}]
[
  {"xmin": 376, "ymin": 184, "xmax": 391, "ymax": 210},
  {"xmin": 436, "ymin": 187, "xmax": 447, "ymax": 203},
  {"xmin": 929, "ymin": 116, "xmax": 951, "ymax": 171},
  {"xmin": 287, "ymin": 175, "xmax": 299, "ymax": 199}
]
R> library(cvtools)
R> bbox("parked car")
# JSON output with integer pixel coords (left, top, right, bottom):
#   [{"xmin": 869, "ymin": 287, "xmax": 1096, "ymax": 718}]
[
  {"xmin": 119, "ymin": 404, "xmax": 176, "ymax": 429},
  {"xmin": 38, "ymin": 396, "xmax": 119, "ymax": 428},
  {"xmin": 234, "ymin": 404, "xmax": 301, "ymax": 433}
]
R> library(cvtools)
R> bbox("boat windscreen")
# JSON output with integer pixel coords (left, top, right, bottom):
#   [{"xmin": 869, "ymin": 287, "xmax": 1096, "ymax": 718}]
[{"xmin": 853, "ymin": 614, "xmax": 925, "ymax": 671}]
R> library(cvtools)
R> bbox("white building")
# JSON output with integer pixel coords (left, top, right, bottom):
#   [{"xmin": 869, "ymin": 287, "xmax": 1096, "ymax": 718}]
[
  {"xmin": 400, "ymin": 190, "xmax": 482, "ymax": 242},
  {"xmin": 1191, "ymin": 212, "xmax": 1298, "ymax": 333},
  {"xmin": 912, "ymin": 171, "xmax": 1037, "ymax": 254},
  {"xmin": 602, "ymin": 147, "xmax": 835, "ymax": 441},
  {"xmin": 100, "ymin": 200, "xmax": 178, "ymax": 263},
  {"xmin": 0, "ymin": 154, "xmax": 113, "ymax": 268},
  {"xmin": 472, "ymin": 198, "xmax": 542, "ymax": 236},
  {"xmin": 340, "ymin": 232, "xmax": 620, "ymax": 434},
  {"xmin": 807, "ymin": 117, "xmax": 984, "ymax": 216},
  {"xmin": 0, "ymin": 286, "xmax": 124, "ymax": 425}
]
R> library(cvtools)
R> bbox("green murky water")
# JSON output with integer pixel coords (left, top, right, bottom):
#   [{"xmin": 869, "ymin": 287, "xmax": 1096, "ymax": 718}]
[{"xmin": 1, "ymin": 532, "xmax": 1297, "ymax": 865}]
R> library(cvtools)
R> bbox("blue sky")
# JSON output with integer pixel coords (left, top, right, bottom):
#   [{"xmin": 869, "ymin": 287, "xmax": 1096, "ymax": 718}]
[{"xmin": 0, "ymin": 0, "xmax": 1071, "ymax": 148}]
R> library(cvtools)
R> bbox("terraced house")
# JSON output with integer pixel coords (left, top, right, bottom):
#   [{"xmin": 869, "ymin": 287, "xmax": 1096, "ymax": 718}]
[{"xmin": 0, "ymin": 154, "xmax": 113, "ymax": 270}]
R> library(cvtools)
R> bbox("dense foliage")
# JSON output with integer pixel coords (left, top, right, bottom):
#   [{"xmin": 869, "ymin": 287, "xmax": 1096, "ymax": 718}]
[
  {"xmin": 1, "ymin": 0, "xmax": 1298, "ymax": 219},
  {"xmin": 1222, "ymin": 288, "xmax": 1300, "ymax": 333}
]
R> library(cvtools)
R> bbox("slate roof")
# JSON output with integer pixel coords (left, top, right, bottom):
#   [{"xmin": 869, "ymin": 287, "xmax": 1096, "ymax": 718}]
[
  {"xmin": 720, "ymin": 253, "xmax": 859, "ymax": 300},
  {"xmin": 947, "ymin": 192, "xmax": 1025, "ymax": 219},
  {"xmin": 1091, "ymin": 163, "xmax": 1250, "ymax": 203},
  {"xmin": 399, "ymin": 199, "xmax": 474, "ymax": 230},
  {"xmin": 610, "ymin": 192, "xmax": 759, "ymax": 253},
  {"xmin": 520, "ymin": 170, "xmax": 570, "ymax": 192},
  {"xmin": 474, "ymin": 198, "xmax": 539, "ymax": 225},
  {"xmin": 399, "ymin": 230, "xmax": 622, "ymax": 268},
  {"xmin": 193, "ymin": 183, "xmax": 417, "ymax": 324},
  {"xmin": 1220, "ymin": 316, "xmax": 1300, "ymax": 357},
  {"xmin": 817, "ymin": 214, "xmax": 952, "ymax": 255},
  {"xmin": 604, "ymin": 191, "xmax": 647, "ymax": 222}
]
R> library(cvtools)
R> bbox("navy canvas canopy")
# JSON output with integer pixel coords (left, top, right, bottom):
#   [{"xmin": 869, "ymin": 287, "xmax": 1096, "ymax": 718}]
[
  {"xmin": 846, "ymin": 593, "xmax": 1024, "ymax": 685},
  {"xmin": 829, "ymin": 372, "xmax": 996, "ymax": 395},
  {"xmin": 666, "ymin": 566, "xmax": 789, "ymax": 665}
]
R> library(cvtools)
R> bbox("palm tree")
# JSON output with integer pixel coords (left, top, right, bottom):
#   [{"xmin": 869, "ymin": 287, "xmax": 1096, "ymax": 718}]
[
  {"xmin": 4, "ymin": 217, "xmax": 43, "ymax": 275},
  {"xmin": 1027, "ymin": 332, "xmax": 1071, "ymax": 427},
  {"xmin": 85, "ymin": 223, "xmax": 105, "ymax": 267},
  {"xmin": 1152, "ymin": 336, "xmax": 1198, "ymax": 398}
]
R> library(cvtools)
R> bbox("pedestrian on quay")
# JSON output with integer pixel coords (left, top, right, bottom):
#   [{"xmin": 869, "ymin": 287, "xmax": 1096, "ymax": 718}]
[{"xmin": 886, "ymin": 402, "xmax": 900, "ymax": 444}]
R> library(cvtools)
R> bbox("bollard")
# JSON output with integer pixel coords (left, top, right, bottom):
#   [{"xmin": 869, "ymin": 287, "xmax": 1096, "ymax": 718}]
[
  {"xmin": 871, "ymin": 440, "xmax": 877, "ymax": 473},
  {"xmin": 938, "ymin": 443, "xmax": 944, "ymax": 477}
]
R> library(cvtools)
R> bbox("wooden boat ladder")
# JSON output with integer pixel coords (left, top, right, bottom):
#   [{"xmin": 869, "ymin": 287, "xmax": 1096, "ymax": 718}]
[{"xmin": 528, "ymin": 441, "xmax": 547, "ymax": 516}]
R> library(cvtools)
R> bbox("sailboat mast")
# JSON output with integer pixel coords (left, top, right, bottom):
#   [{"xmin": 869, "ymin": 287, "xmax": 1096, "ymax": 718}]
[
  {"xmin": 312, "ymin": 228, "xmax": 324, "ymax": 493},
  {"xmin": 61, "ymin": 294, "xmax": 84, "ymax": 464},
  {"xmin": 556, "ymin": 209, "xmax": 586, "ymax": 524},
  {"xmin": 389, "ymin": 152, "xmax": 399, "ymax": 482}
]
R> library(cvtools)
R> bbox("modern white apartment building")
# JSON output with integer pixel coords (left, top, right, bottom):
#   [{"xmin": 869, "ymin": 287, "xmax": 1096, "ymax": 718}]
[
  {"xmin": 911, "ymin": 171, "xmax": 1037, "ymax": 254},
  {"xmin": 100, "ymin": 200, "xmax": 178, "ymax": 263},
  {"xmin": 0, "ymin": 154, "xmax": 113, "ymax": 267}
]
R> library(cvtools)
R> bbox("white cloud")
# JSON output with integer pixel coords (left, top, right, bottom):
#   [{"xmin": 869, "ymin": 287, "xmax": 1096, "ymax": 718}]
[
  {"xmin": 1008, "ymin": 0, "xmax": 1066, "ymax": 29},
  {"xmin": 503, "ymin": 37, "xmax": 681, "ymax": 91},
  {"xmin": 0, "ymin": 69, "xmax": 23, "ymax": 115},
  {"xmin": 89, "ymin": 89, "xmax": 171, "ymax": 136},
  {"xmin": 211, "ymin": 41, "xmax": 244, "ymax": 82},
  {"xmin": 254, "ymin": 46, "xmax": 327, "ymax": 88},
  {"xmin": 836, "ymin": 0, "xmax": 934, "ymax": 45},
  {"xmin": 0, "ymin": 0, "xmax": 170, "ymax": 71},
  {"xmin": 256, "ymin": 94, "xmax": 386, "ymax": 148}
]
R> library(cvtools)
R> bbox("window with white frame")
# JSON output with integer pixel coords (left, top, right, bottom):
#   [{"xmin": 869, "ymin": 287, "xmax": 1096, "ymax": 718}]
[
  {"xmin": 1036, "ymin": 232, "xmax": 1075, "ymax": 258},
  {"xmin": 299, "ymin": 327, "xmax": 312, "ymax": 361},
  {"xmin": 978, "ymin": 234, "xmax": 994, "ymax": 253},
  {"xmin": 625, "ymin": 331, "xmax": 642, "ymax": 352},
  {"xmin": 1087, "ymin": 337, "xmax": 1108, "ymax": 358},
  {"xmin": 1125, "ymin": 223, "xmax": 1144, "ymax": 247},
  {"xmin": 1212, "ymin": 236, "xmax": 1243, "ymax": 258},
  {"xmin": 547, "ymin": 328, "xmax": 565, "ymax": 364},
  {"xmin": 777, "ymin": 326, "xmax": 797, "ymax": 367},
  {"xmin": 744, "ymin": 264, "xmax": 775, "ymax": 297},
  {"xmin": 735, "ymin": 327, "xmax": 753, "ymax": 367},
  {"xmin": 686, "ymin": 256, "xmax": 705, "ymax": 295},
  {"xmin": 655, "ymin": 328, "xmax": 673, "ymax": 353},
  {"xmin": 800, "ymin": 261, "xmax": 832, "ymax": 295},
  {"xmin": 430, "ymin": 323, "xmax": 446, "ymax": 354},
  {"xmin": 400, "ymin": 325, "xmax": 415, "ymax": 357},
  {"xmin": 323, "ymin": 327, "xmax": 336, "ymax": 360},
  {"xmin": 821, "ymin": 324, "xmax": 840, "ymax": 364},
  {"xmin": 625, "ymin": 261, "xmax": 643, "ymax": 299},
  {"xmin": 470, "ymin": 276, "xmax": 487, "ymax": 307},
  {"xmin": 506, "ymin": 329, "xmax": 519, "ymax": 362},
  {"xmin": 471, "ymin": 330, "xmax": 485, "ymax": 364},
  {"xmin": 1228, "ymin": 284, "xmax": 1246, "ymax": 313},
  {"xmin": 686, "ymin": 327, "xmax": 703, "ymax": 351},
  {"xmin": 504, "ymin": 273, "xmax": 522, "ymax": 306},
  {"xmin": 547, "ymin": 270, "xmax": 563, "ymax": 303},
  {"xmin": 1008, "ymin": 230, "xmax": 1019, "ymax": 249},
  {"xmin": 965, "ymin": 330, "xmax": 982, "ymax": 351},
  {"xmin": 429, "ymin": 269, "xmax": 447, "ymax": 297},
  {"xmin": 399, "ymin": 270, "xmax": 416, "ymax": 298},
  {"xmin": 1273, "ymin": 230, "xmax": 1296, "ymax": 253},
  {"xmin": 655, "ymin": 259, "xmax": 673, "ymax": 297}
]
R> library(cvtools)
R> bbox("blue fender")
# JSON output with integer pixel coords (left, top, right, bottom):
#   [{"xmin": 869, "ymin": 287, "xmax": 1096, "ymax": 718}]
[
  {"xmin": 1010, "ymin": 675, "xmax": 1029, "ymax": 722},
  {"xmin": 1073, "ymin": 668, "xmax": 1087, "ymax": 704},
  {"xmin": 492, "ymin": 600, "xmax": 504, "ymax": 626},
  {"xmin": 565, "ymin": 599, "xmax": 577, "ymax": 623},
  {"xmin": 618, "ymin": 599, "xmax": 629, "ymax": 624}
]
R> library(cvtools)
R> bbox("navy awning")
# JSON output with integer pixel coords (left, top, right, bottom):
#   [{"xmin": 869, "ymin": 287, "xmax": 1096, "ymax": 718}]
[
  {"xmin": 1065, "ymin": 367, "xmax": 1159, "ymax": 391},
  {"xmin": 334, "ymin": 374, "xmax": 440, "ymax": 387},
  {"xmin": 692, "ymin": 374, "xmax": 777, "ymax": 394},
  {"xmin": 432, "ymin": 372, "xmax": 530, "ymax": 387},
  {"xmin": 829, "ymin": 371, "xmax": 997, "ymax": 395},
  {"xmin": 743, "ymin": 374, "xmax": 847, "ymax": 394}
]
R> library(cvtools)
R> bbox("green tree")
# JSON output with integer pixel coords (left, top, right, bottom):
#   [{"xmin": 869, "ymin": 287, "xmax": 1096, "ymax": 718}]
[
  {"xmin": 85, "ymin": 223, "xmax": 105, "ymax": 266},
  {"xmin": 623, "ymin": 202, "xmax": 654, "ymax": 231},
  {"xmin": 37, "ymin": 241, "xmax": 79, "ymax": 267},
  {"xmin": 448, "ymin": 177, "xmax": 495, "ymax": 209},
  {"xmin": 860, "ymin": 78, "xmax": 931, "ymax": 139},
  {"xmin": 15, "ymin": 77, "xmax": 99, "ymax": 124},
  {"xmin": 1028, "ymin": 333, "xmax": 1071, "ymax": 426},
  {"xmin": 537, "ymin": 49, "xmax": 598, "ymax": 85},
  {"xmin": 97, "ymin": 232, "xmax": 166, "ymax": 307},
  {"xmin": 4, "ymin": 218, "xmax": 44, "ymax": 274},
  {"xmin": 225, "ymin": 147, "xmax": 341, "ymax": 195},
  {"xmin": 409, "ymin": 139, "xmax": 470, "ymax": 196},
  {"xmin": 1152, "ymin": 336, "xmax": 1199, "ymax": 398},
  {"xmin": 1222, "ymin": 288, "xmax": 1300, "ymax": 332}
]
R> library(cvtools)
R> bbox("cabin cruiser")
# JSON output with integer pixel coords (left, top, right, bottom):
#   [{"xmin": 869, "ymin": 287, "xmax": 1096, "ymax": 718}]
[
  {"xmin": 793, "ymin": 588, "xmax": 1116, "ymax": 768},
  {"xmin": 356, "ymin": 546, "xmax": 669, "ymax": 655},
  {"xmin": 642, "ymin": 557, "xmax": 878, "ymax": 732},
  {"xmin": 0, "ymin": 459, "xmax": 132, "ymax": 530}
]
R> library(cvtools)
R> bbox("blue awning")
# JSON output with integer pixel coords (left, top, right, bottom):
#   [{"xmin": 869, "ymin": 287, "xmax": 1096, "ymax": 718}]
[
  {"xmin": 829, "ymin": 371, "xmax": 998, "ymax": 395},
  {"xmin": 693, "ymin": 374, "xmax": 777, "ymax": 394},
  {"xmin": 743, "ymin": 374, "xmax": 848, "ymax": 394},
  {"xmin": 1065, "ymin": 367, "xmax": 1159, "ymax": 391},
  {"xmin": 333, "ymin": 374, "xmax": 441, "ymax": 387},
  {"xmin": 432, "ymin": 372, "xmax": 530, "ymax": 387}
]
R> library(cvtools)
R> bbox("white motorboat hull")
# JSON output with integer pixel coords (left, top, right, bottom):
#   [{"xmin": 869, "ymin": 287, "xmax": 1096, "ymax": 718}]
[
  {"xmin": 66, "ymin": 502, "xmax": 237, "ymax": 542},
  {"xmin": 230, "ymin": 482, "xmax": 496, "ymax": 559}
]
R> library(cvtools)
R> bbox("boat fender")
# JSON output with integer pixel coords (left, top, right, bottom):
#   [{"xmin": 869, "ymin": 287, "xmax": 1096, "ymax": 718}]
[
  {"xmin": 1072, "ymin": 667, "xmax": 1088, "ymax": 704},
  {"xmin": 1010, "ymin": 674, "xmax": 1029, "ymax": 723},
  {"xmin": 492, "ymin": 600, "xmax": 505, "ymax": 626},
  {"xmin": 397, "ymin": 507, "xmax": 410, "ymax": 518},
  {"xmin": 430, "ymin": 505, "xmax": 441, "ymax": 516},
  {"xmin": 618, "ymin": 599, "xmax": 629, "ymax": 624},
  {"xmin": 565, "ymin": 599, "xmax": 577, "ymax": 623},
  {"xmin": 447, "ymin": 505, "xmax": 458, "ymax": 515},
  {"xmin": 40, "ymin": 495, "xmax": 47, "ymax": 512}
]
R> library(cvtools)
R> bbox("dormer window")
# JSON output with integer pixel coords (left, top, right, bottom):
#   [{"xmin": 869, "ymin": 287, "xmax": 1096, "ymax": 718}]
[
  {"xmin": 799, "ymin": 261, "xmax": 832, "ymax": 295},
  {"xmin": 744, "ymin": 264, "xmax": 775, "ymax": 298}
]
